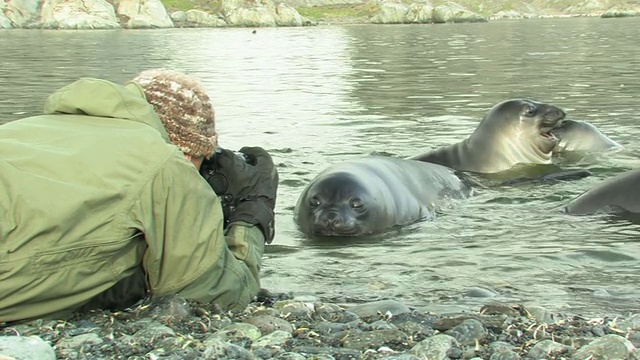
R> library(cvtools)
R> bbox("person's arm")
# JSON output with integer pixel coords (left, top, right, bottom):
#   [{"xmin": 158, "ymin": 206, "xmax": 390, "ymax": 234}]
[{"xmin": 128, "ymin": 149, "xmax": 264, "ymax": 310}]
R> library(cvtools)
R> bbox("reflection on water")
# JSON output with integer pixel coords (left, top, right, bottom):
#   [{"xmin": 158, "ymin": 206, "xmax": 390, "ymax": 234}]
[{"xmin": 1, "ymin": 17, "xmax": 640, "ymax": 316}]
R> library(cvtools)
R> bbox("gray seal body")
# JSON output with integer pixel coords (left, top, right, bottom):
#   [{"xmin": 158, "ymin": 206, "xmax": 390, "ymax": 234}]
[{"xmin": 294, "ymin": 156, "xmax": 470, "ymax": 237}]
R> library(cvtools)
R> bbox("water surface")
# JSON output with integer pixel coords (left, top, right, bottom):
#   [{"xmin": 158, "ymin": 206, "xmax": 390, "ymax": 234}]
[{"xmin": 1, "ymin": 17, "xmax": 640, "ymax": 316}]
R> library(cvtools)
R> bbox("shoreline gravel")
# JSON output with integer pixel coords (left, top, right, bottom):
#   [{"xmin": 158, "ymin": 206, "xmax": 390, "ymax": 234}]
[{"xmin": 1, "ymin": 289, "xmax": 639, "ymax": 360}]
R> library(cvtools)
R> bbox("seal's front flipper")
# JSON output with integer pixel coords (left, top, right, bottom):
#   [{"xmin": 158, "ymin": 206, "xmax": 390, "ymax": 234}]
[{"xmin": 500, "ymin": 169, "xmax": 593, "ymax": 186}]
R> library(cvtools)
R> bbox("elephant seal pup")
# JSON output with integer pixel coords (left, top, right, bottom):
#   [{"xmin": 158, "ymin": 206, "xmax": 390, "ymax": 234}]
[
  {"xmin": 551, "ymin": 119, "xmax": 621, "ymax": 153},
  {"xmin": 409, "ymin": 99, "xmax": 566, "ymax": 174},
  {"xmin": 564, "ymin": 169, "xmax": 640, "ymax": 216},
  {"xmin": 294, "ymin": 156, "xmax": 470, "ymax": 237}
]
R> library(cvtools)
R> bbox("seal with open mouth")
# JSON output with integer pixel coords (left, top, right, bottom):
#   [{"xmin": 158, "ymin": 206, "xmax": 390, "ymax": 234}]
[{"xmin": 409, "ymin": 99, "xmax": 566, "ymax": 174}]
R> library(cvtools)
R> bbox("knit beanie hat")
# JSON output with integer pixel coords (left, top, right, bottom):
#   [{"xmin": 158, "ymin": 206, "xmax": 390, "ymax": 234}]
[{"xmin": 132, "ymin": 69, "xmax": 217, "ymax": 158}]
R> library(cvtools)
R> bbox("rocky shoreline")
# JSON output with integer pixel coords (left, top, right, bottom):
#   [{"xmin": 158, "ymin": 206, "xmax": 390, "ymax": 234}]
[
  {"xmin": 2, "ymin": 0, "xmax": 640, "ymax": 30},
  {"xmin": 1, "ymin": 290, "xmax": 639, "ymax": 359}
]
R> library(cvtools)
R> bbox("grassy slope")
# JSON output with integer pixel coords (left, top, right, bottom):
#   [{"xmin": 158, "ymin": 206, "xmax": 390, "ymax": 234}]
[{"xmin": 160, "ymin": 0, "xmax": 634, "ymax": 21}]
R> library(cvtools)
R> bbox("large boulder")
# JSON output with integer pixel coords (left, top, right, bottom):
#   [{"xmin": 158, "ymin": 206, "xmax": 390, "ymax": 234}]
[
  {"xmin": 114, "ymin": 0, "xmax": 173, "ymax": 28},
  {"xmin": 220, "ymin": 0, "xmax": 308, "ymax": 26},
  {"xmin": 221, "ymin": 0, "xmax": 277, "ymax": 26},
  {"xmin": 432, "ymin": 3, "xmax": 487, "ymax": 23},
  {"xmin": 405, "ymin": 2, "xmax": 434, "ymax": 23},
  {"xmin": 1, "ymin": 0, "xmax": 42, "ymax": 27},
  {"xmin": 39, "ymin": 0, "xmax": 120, "ymax": 29},
  {"xmin": 601, "ymin": 5, "xmax": 640, "ymax": 18},
  {"xmin": 370, "ymin": 1, "xmax": 408, "ymax": 24},
  {"xmin": 273, "ymin": 3, "xmax": 305, "ymax": 26},
  {"xmin": 185, "ymin": 10, "xmax": 227, "ymax": 27}
]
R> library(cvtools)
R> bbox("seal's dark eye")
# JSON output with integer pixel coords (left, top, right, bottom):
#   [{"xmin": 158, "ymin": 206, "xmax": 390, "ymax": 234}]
[
  {"xmin": 309, "ymin": 196, "xmax": 321, "ymax": 207},
  {"xmin": 524, "ymin": 106, "xmax": 537, "ymax": 117},
  {"xmin": 350, "ymin": 198, "xmax": 364, "ymax": 211}
]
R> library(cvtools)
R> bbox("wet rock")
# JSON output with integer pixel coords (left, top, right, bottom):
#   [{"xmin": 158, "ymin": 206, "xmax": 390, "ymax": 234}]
[
  {"xmin": 445, "ymin": 318, "xmax": 487, "ymax": 346},
  {"xmin": 293, "ymin": 345, "xmax": 361, "ymax": 358},
  {"xmin": 274, "ymin": 353, "xmax": 306, "ymax": 360},
  {"xmin": 313, "ymin": 320, "xmax": 357, "ymax": 335},
  {"xmin": 572, "ymin": 334, "xmax": 636, "ymax": 360},
  {"xmin": 370, "ymin": 320, "xmax": 398, "ymax": 330},
  {"xmin": 251, "ymin": 330, "xmax": 292, "ymax": 348},
  {"xmin": 490, "ymin": 350, "xmax": 521, "ymax": 360},
  {"xmin": 202, "ymin": 336, "xmax": 257, "ymax": 359},
  {"xmin": 490, "ymin": 341, "xmax": 516, "ymax": 354},
  {"xmin": 0, "ymin": 336, "xmax": 56, "ymax": 360},
  {"xmin": 274, "ymin": 300, "xmax": 315, "ymax": 319},
  {"xmin": 57, "ymin": 332, "xmax": 103, "ymax": 348},
  {"xmin": 132, "ymin": 320, "xmax": 176, "ymax": 339},
  {"xmin": 206, "ymin": 322, "xmax": 262, "ymax": 342},
  {"xmin": 526, "ymin": 340, "xmax": 571, "ymax": 359},
  {"xmin": 524, "ymin": 305, "xmax": 555, "ymax": 324},
  {"xmin": 315, "ymin": 303, "xmax": 346, "ymax": 321},
  {"xmin": 381, "ymin": 355, "xmax": 422, "ymax": 360},
  {"xmin": 409, "ymin": 334, "xmax": 459, "ymax": 359},
  {"xmin": 341, "ymin": 329, "xmax": 409, "ymax": 351},
  {"xmin": 348, "ymin": 300, "xmax": 411, "ymax": 320},
  {"xmin": 244, "ymin": 315, "xmax": 294, "ymax": 335},
  {"xmin": 615, "ymin": 314, "xmax": 640, "ymax": 332}
]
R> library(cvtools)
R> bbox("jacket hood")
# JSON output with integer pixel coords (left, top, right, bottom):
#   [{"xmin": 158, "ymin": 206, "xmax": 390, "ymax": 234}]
[{"xmin": 43, "ymin": 78, "xmax": 170, "ymax": 142}]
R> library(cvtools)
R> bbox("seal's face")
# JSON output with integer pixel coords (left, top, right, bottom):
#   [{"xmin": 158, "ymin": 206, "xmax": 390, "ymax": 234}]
[
  {"xmin": 486, "ymin": 99, "xmax": 566, "ymax": 159},
  {"xmin": 297, "ymin": 173, "xmax": 380, "ymax": 237}
]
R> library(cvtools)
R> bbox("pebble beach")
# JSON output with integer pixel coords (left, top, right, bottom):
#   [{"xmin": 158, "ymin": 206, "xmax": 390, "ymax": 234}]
[{"xmin": 1, "ymin": 289, "xmax": 639, "ymax": 360}]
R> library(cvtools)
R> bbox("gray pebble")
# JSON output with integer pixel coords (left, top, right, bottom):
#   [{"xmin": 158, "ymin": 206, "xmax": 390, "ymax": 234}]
[
  {"xmin": 132, "ymin": 320, "xmax": 176, "ymax": 339},
  {"xmin": 348, "ymin": 300, "xmax": 411, "ymax": 320},
  {"xmin": 409, "ymin": 334, "xmax": 459, "ymax": 360},
  {"xmin": 446, "ymin": 346, "xmax": 463, "ymax": 359},
  {"xmin": 489, "ymin": 341, "xmax": 515, "ymax": 354},
  {"xmin": 445, "ymin": 319, "xmax": 487, "ymax": 346},
  {"xmin": 252, "ymin": 330, "xmax": 292, "ymax": 349},
  {"xmin": 523, "ymin": 306, "xmax": 554, "ymax": 324},
  {"xmin": 369, "ymin": 320, "xmax": 398, "ymax": 330},
  {"xmin": 274, "ymin": 300, "xmax": 315, "ymax": 319},
  {"xmin": 207, "ymin": 322, "xmax": 262, "ymax": 342},
  {"xmin": 381, "ymin": 355, "xmax": 422, "ymax": 360},
  {"xmin": 341, "ymin": 329, "xmax": 408, "ymax": 351},
  {"xmin": 490, "ymin": 350, "xmax": 521, "ymax": 360},
  {"xmin": 0, "ymin": 336, "xmax": 56, "ymax": 360},
  {"xmin": 244, "ymin": 315, "xmax": 294, "ymax": 335},
  {"xmin": 572, "ymin": 334, "xmax": 636, "ymax": 360},
  {"xmin": 526, "ymin": 339, "xmax": 571, "ymax": 359},
  {"xmin": 57, "ymin": 332, "xmax": 103, "ymax": 349}
]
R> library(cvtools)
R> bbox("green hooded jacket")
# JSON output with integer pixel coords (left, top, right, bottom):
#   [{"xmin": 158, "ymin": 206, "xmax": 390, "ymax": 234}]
[{"xmin": 0, "ymin": 78, "xmax": 265, "ymax": 323}]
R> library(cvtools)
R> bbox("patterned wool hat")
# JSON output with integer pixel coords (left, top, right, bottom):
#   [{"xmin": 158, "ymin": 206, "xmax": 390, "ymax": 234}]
[{"xmin": 132, "ymin": 69, "xmax": 217, "ymax": 158}]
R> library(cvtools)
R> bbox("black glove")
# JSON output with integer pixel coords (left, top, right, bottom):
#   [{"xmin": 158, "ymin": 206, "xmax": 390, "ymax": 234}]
[{"xmin": 200, "ymin": 147, "xmax": 279, "ymax": 243}]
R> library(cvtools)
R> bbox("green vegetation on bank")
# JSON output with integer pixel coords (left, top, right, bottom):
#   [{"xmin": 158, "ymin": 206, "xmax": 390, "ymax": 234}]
[
  {"xmin": 296, "ymin": 4, "xmax": 379, "ymax": 22},
  {"xmin": 159, "ymin": 0, "xmax": 638, "ymax": 20},
  {"xmin": 161, "ymin": 0, "xmax": 221, "ymax": 12}
]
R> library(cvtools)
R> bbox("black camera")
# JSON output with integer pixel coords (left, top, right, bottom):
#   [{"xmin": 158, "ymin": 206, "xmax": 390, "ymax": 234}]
[{"xmin": 200, "ymin": 147, "xmax": 250, "ymax": 196}]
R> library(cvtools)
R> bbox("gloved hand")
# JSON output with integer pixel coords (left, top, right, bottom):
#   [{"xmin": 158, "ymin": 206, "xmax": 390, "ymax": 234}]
[{"xmin": 200, "ymin": 146, "xmax": 279, "ymax": 243}]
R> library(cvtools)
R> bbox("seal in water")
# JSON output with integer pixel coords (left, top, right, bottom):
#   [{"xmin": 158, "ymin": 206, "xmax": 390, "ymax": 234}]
[
  {"xmin": 409, "ymin": 99, "xmax": 566, "ymax": 174},
  {"xmin": 564, "ymin": 169, "xmax": 640, "ymax": 217},
  {"xmin": 294, "ymin": 156, "xmax": 471, "ymax": 237},
  {"xmin": 551, "ymin": 119, "xmax": 621, "ymax": 153}
]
